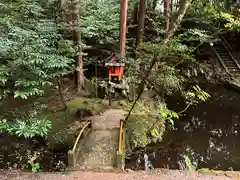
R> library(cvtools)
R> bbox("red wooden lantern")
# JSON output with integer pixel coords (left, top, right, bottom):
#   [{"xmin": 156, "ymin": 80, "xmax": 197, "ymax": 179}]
[{"xmin": 105, "ymin": 55, "xmax": 125, "ymax": 82}]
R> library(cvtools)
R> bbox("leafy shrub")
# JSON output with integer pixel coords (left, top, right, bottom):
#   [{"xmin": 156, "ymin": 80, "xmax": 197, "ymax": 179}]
[{"xmin": 0, "ymin": 118, "xmax": 51, "ymax": 138}]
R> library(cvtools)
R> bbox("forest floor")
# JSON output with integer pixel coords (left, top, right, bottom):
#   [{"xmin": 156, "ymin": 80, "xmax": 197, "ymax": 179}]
[{"xmin": 0, "ymin": 169, "xmax": 239, "ymax": 180}]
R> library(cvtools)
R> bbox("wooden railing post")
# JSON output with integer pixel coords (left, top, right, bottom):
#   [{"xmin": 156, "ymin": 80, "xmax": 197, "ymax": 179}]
[
  {"xmin": 67, "ymin": 121, "xmax": 91, "ymax": 169},
  {"xmin": 116, "ymin": 119, "xmax": 125, "ymax": 169},
  {"xmin": 68, "ymin": 150, "xmax": 75, "ymax": 169}
]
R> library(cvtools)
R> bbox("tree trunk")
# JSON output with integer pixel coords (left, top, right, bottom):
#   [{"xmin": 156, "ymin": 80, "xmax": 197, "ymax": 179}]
[
  {"xmin": 165, "ymin": 0, "xmax": 190, "ymax": 39},
  {"xmin": 71, "ymin": 0, "xmax": 84, "ymax": 91},
  {"xmin": 120, "ymin": 0, "xmax": 128, "ymax": 57},
  {"xmin": 136, "ymin": 0, "xmax": 146, "ymax": 47},
  {"xmin": 57, "ymin": 80, "xmax": 67, "ymax": 110},
  {"xmin": 164, "ymin": 0, "xmax": 170, "ymax": 32},
  {"xmin": 54, "ymin": 0, "xmax": 67, "ymax": 110},
  {"xmin": 130, "ymin": 2, "xmax": 139, "ymax": 49},
  {"xmin": 224, "ymin": 0, "xmax": 230, "ymax": 10}
]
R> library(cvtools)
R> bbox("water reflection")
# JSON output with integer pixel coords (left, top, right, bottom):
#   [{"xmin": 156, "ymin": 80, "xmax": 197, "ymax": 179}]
[{"xmin": 126, "ymin": 85, "xmax": 240, "ymax": 171}]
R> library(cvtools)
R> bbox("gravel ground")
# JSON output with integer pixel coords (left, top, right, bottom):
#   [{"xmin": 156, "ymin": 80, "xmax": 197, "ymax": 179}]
[{"xmin": 0, "ymin": 169, "xmax": 237, "ymax": 180}]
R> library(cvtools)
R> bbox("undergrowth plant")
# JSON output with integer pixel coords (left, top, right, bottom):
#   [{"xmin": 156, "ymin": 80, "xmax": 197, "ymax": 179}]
[
  {"xmin": 178, "ymin": 154, "xmax": 198, "ymax": 171},
  {"xmin": 0, "ymin": 118, "xmax": 52, "ymax": 138},
  {"xmin": 0, "ymin": 106, "xmax": 52, "ymax": 138},
  {"xmin": 26, "ymin": 150, "xmax": 41, "ymax": 172}
]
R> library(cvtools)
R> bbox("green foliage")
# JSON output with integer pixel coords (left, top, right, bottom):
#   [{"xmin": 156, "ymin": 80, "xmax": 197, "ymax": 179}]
[
  {"xmin": 13, "ymin": 119, "xmax": 51, "ymax": 138},
  {"xmin": 178, "ymin": 154, "xmax": 197, "ymax": 171},
  {"xmin": 0, "ymin": 119, "xmax": 9, "ymax": 132},
  {"xmin": 179, "ymin": 28, "xmax": 213, "ymax": 44},
  {"xmin": 126, "ymin": 115, "xmax": 152, "ymax": 148},
  {"xmin": 189, "ymin": 0, "xmax": 240, "ymax": 32},
  {"xmin": 0, "ymin": 106, "xmax": 52, "ymax": 138},
  {"xmin": 220, "ymin": 12, "xmax": 240, "ymax": 31},
  {"xmin": 184, "ymin": 85, "xmax": 211, "ymax": 105},
  {"xmin": 123, "ymin": 100, "xmax": 161, "ymax": 148},
  {"xmin": 0, "ymin": 0, "xmax": 74, "ymax": 100},
  {"xmin": 30, "ymin": 162, "xmax": 41, "ymax": 172},
  {"xmin": 81, "ymin": 0, "xmax": 120, "ymax": 45},
  {"xmin": 159, "ymin": 103, "xmax": 179, "ymax": 129},
  {"xmin": 0, "ymin": 118, "xmax": 52, "ymax": 138},
  {"xmin": 126, "ymin": 34, "xmax": 195, "ymax": 94},
  {"xmin": 26, "ymin": 151, "xmax": 41, "ymax": 172}
]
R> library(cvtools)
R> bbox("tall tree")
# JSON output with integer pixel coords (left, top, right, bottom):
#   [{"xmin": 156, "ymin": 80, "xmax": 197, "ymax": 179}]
[
  {"xmin": 120, "ymin": 0, "xmax": 128, "ymax": 56},
  {"xmin": 71, "ymin": 0, "xmax": 84, "ymax": 91},
  {"xmin": 136, "ymin": 0, "xmax": 146, "ymax": 47},
  {"xmin": 164, "ymin": 0, "xmax": 171, "ymax": 32}
]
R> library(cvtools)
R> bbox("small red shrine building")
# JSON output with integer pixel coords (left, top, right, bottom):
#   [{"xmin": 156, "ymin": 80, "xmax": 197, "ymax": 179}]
[{"xmin": 105, "ymin": 55, "xmax": 125, "ymax": 82}]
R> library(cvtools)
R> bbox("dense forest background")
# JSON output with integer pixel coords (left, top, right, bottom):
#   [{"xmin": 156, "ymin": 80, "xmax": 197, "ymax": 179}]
[{"xmin": 1, "ymin": 0, "xmax": 239, "ymax": 100}]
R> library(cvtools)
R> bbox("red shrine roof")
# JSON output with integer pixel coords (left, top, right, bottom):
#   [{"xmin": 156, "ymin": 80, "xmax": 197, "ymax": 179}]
[{"xmin": 105, "ymin": 54, "xmax": 125, "ymax": 67}]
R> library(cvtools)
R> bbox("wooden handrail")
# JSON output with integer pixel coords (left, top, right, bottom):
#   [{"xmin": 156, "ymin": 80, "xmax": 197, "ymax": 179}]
[
  {"xmin": 211, "ymin": 46, "xmax": 231, "ymax": 75},
  {"xmin": 220, "ymin": 35, "xmax": 234, "ymax": 52},
  {"xmin": 118, "ymin": 120, "xmax": 124, "ymax": 152},
  {"xmin": 220, "ymin": 35, "xmax": 240, "ymax": 70},
  {"xmin": 72, "ymin": 121, "xmax": 91, "ymax": 152}
]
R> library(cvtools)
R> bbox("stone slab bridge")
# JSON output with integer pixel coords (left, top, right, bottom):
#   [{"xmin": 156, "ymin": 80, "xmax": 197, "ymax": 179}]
[{"xmin": 68, "ymin": 109, "xmax": 126, "ymax": 170}]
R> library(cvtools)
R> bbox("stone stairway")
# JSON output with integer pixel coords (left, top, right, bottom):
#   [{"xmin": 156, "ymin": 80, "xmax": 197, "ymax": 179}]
[{"xmin": 212, "ymin": 37, "xmax": 240, "ymax": 77}]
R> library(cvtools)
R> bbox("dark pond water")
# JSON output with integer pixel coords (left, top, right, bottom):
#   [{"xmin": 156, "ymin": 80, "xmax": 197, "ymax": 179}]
[{"xmin": 125, "ymin": 84, "xmax": 240, "ymax": 171}]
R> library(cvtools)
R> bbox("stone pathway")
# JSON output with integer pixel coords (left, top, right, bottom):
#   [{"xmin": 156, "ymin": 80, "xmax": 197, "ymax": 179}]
[{"xmin": 88, "ymin": 109, "xmax": 125, "ymax": 130}]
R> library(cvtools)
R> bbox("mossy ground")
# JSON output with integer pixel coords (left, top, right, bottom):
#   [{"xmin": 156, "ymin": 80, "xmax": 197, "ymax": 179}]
[
  {"xmin": 198, "ymin": 168, "xmax": 240, "ymax": 178},
  {"xmin": 46, "ymin": 97, "xmax": 111, "ymax": 148},
  {"xmin": 67, "ymin": 97, "xmax": 109, "ymax": 115}
]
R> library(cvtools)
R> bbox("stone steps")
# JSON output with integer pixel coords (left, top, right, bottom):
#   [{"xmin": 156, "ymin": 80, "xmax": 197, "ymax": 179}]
[{"xmin": 214, "ymin": 41, "xmax": 240, "ymax": 76}]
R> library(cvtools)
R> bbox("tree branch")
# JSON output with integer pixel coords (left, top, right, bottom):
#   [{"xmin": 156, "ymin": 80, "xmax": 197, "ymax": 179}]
[
  {"xmin": 177, "ymin": 102, "xmax": 191, "ymax": 114},
  {"xmin": 124, "ymin": 0, "xmax": 191, "ymax": 124}
]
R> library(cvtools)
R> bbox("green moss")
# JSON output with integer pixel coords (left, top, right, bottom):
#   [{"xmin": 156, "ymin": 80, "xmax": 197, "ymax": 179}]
[
  {"xmin": 197, "ymin": 168, "xmax": 240, "ymax": 179},
  {"xmin": 45, "ymin": 97, "xmax": 109, "ymax": 148},
  {"xmin": 67, "ymin": 97, "xmax": 106, "ymax": 115},
  {"xmin": 125, "ymin": 114, "xmax": 155, "ymax": 148},
  {"xmin": 122, "ymin": 99, "xmax": 166, "ymax": 148},
  {"xmin": 42, "ymin": 111, "xmax": 76, "ymax": 148},
  {"xmin": 197, "ymin": 168, "xmax": 236, "ymax": 175}
]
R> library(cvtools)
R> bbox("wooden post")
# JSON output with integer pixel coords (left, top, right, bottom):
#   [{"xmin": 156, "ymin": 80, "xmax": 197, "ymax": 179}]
[
  {"xmin": 109, "ymin": 92, "xmax": 112, "ymax": 106},
  {"xmin": 120, "ymin": 0, "xmax": 128, "ymax": 57},
  {"xmin": 68, "ymin": 150, "xmax": 75, "ymax": 168}
]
